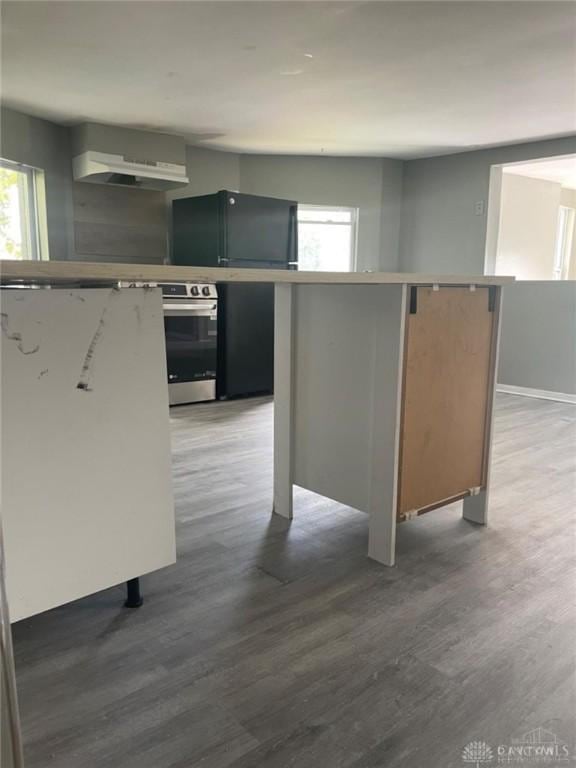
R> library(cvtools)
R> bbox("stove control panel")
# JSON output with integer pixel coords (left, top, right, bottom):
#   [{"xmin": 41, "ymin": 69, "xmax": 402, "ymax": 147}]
[
  {"xmin": 159, "ymin": 283, "xmax": 218, "ymax": 300},
  {"xmin": 118, "ymin": 281, "xmax": 217, "ymax": 300}
]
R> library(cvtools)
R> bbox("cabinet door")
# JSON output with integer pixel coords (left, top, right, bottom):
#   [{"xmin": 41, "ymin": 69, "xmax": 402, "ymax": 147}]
[{"xmin": 398, "ymin": 286, "xmax": 498, "ymax": 518}]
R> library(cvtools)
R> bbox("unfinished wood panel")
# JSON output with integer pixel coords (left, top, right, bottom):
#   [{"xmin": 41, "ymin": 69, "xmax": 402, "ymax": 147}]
[
  {"xmin": 73, "ymin": 182, "xmax": 167, "ymax": 263},
  {"xmin": 398, "ymin": 286, "xmax": 497, "ymax": 517}
]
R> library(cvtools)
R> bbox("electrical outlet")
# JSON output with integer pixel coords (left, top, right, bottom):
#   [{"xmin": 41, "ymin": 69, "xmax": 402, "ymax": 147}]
[{"xmin": 474, "ymin": 200, "xmax": 485, "ymax": 216}]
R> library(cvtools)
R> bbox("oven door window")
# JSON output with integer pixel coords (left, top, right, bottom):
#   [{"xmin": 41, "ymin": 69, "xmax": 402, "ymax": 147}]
[{"xmin": 164, "ymin": 314, "xmax": 217, "ymax": 383}]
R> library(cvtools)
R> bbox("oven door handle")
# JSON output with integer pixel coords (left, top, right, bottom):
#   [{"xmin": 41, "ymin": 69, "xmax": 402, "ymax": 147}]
[{"xmin": 163, "ymin": 304, "xmax": 217, "ymax": 316}]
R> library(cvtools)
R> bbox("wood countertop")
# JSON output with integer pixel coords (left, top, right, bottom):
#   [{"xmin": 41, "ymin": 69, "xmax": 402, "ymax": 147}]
[{"xmin": 0, "ymin": 260, "xmax": 515, "ymax": 287}]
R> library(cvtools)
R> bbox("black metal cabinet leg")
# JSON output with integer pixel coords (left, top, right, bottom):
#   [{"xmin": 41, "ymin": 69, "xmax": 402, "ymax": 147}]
[{"xmin": 124, "ymin": 577, "xmax": 143, "ymax": 608}]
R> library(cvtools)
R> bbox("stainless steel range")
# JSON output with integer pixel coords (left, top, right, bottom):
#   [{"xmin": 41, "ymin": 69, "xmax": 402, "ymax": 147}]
[
  {"xmin": 160, "ymin": 282, "xmax": 218, "ymax": 405},
  {"xmin": 119, "ymin": 280, "xmax": 218, "ymax": 405}
]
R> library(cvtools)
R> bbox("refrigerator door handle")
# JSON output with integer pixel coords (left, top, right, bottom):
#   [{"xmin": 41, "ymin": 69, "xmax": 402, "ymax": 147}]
[{"xmin": 288, "ymin": 204, "xmax": 298, "ymax": 267}]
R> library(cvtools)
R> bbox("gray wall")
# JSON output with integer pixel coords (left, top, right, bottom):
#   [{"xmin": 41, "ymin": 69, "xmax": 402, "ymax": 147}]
[
  {"xmin": 169, "ymin": 145, "xmax": 240, "ymax": 201},
  {"xmin": 2, "ymin": 107, "xmax": 575, "ymax": 395},
  {"xmin": 169, "ymin": 150, "xmax": 403, "ymax": 270},
  {"xmin": 398, "ymin": 137, "xmax": 576, "ymax": 397},
  {"xmin": 0, "ymin": 106, "xmax": 399, "ymax": 271},
  {"xmin": 399, "ymin": 136, "xmax": 576, "ymax": 274},
  {"xmin": 3, "ymin": 105, "xmax": 574, "ymax": 275},
  {"xmin": 239, "ymin": 155, "xmax": 403, "ymax": 271},
  {"xmin": 498, "ymin": 282, "xmax": 576, "ymax": 395},
  {"xmin": 0, "ymin": 106, "xmax": 74, "ymax": 259},
  {"xmin": 0, "ymin": 107, "xmax": 170, "ymax": 263},
  {"xmin": 379, "ymin": 159, "xmax": 404, "ymax": 271}
]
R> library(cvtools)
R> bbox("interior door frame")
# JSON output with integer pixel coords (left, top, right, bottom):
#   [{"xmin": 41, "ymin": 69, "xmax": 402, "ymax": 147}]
[{"xmin": 484, "ymin": 152, "xmax": 576, "ymax": 276}]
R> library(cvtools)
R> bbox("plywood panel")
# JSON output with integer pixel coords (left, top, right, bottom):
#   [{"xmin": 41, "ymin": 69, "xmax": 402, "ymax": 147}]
[{"xmin": 398, "ymin": 286, "xmax": 497, "ymax": 517}]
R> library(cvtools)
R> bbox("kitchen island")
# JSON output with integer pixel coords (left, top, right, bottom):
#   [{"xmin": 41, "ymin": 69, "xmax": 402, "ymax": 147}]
[{"xmin": 0, "ymin": 260, "xmax": 512, "ymax": 621}]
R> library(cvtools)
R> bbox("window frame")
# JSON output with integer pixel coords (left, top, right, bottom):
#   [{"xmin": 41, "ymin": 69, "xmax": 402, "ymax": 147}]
[
  {"xmin": 0, "ymin": 157, "xmax": 49, "ymax": 261},
  {"xmin": 297, "ymin": 204, "xmax": 358, "ymax": 272},
  {"xmin": 553, "ymin": 205, "xmax": 574, "ymax": 280}
]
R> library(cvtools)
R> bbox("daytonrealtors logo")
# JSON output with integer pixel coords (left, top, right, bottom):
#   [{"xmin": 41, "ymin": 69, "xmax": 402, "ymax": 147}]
[
  {"xmin": 462, "ymin": 728, "xmax": 573, "ymax": 766},
  {"xmin": 498, "ymin": 728, "xmax": 571, "ymax": 764},
  {"xmin": 462, "ymin": 741, "xmax": 494, "ymax": 767}
]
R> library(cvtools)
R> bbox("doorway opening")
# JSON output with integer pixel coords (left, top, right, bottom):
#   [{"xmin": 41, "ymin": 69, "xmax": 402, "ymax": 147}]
[{"xmin": 484, "ymin": 154, "xmax": 576, "ymax": 280}]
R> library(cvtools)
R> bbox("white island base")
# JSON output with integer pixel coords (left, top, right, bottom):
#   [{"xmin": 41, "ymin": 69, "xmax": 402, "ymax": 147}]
[
  {"xmin": 0, "ymin": 260, "xmax": 510, "ymax": 614},
  {"xmin": 273, "ymin": 282, "xmax": 502, "ymax": 566},
  {"xmin": 1, "ymin": 288, "xmax": 176, "ymax": 622}
]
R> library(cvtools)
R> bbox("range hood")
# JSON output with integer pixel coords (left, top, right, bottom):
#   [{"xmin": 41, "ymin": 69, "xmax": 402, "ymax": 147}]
[{"xmin": 72, "ymin": 123, "xmax": 189, "ymax": 191}]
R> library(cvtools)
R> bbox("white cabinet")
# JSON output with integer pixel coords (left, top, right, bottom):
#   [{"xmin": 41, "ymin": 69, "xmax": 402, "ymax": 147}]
[
  {"xmin": 273, "ymin": 283, "xmax": 502, "ymax": 566},
  {"xmin": 1, "ymin": 288, "xmax": 176, "ymax": 621}
]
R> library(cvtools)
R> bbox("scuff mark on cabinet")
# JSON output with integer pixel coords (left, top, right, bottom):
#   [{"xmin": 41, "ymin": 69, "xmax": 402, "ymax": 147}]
[
  {"xmin": 76, "ymin": 288, "xmax": 119, "ymax": 392},
  {"xmin": 0, "ymin": 312, "xmax": 40, "ymax": 355}
]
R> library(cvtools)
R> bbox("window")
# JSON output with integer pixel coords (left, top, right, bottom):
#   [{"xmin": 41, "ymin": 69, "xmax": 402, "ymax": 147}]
[
  {"xmin": 0, "ymin": 158, "xmax": 48, "ymax": 260},
  {"xmin": 297, "ymin": 205, "xmax": 357, "ymax": 271},
  {"xmin": 553, "ymin": 206, "xmax": 574, "ymax": 280}
]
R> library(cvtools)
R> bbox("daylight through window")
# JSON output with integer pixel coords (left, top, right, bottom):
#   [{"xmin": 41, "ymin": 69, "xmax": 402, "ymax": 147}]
[
  {"xmin": 0, "ymin": 158, "xmax": 48, "ymax": 260},
  {"xmin": 554, "ymin": 206, "xmax": 575, "ymax": 280},
  {"xmin": 297, "ymin": 206, "xmax": 357, "ymax": 271}
]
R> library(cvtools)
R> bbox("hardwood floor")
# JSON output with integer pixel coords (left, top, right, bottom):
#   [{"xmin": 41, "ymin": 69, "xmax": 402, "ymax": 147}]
[{"xmin": 12, "ymin": 394, "xmax": 576, "ymax": 768}]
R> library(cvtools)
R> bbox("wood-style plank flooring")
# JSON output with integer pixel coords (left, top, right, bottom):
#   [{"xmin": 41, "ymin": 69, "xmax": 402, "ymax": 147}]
[{"xmin": 12, "ymin": 394, "xmax": 576, "ymax": 767}]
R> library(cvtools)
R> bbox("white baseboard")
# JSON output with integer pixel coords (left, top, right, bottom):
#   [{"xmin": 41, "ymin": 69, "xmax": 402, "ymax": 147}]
[{"xmin": 496, "ymin": 383, "xmax": 576, "ymax": 405}]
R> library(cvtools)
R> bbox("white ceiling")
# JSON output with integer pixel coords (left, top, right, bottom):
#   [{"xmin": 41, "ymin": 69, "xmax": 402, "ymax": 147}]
[
  {"xmin": 1, "ymin": 1, "xmax": 575, "ymax": 159},
  {"xmin": 503, "ymin": 156, "xmax": 576, "ymax": 190}
]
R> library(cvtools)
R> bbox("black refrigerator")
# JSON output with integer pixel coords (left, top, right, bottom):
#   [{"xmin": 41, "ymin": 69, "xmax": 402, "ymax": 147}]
[{"xmin": 172, "ymin": 190, "xmax": 298, "ymax": 398}]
